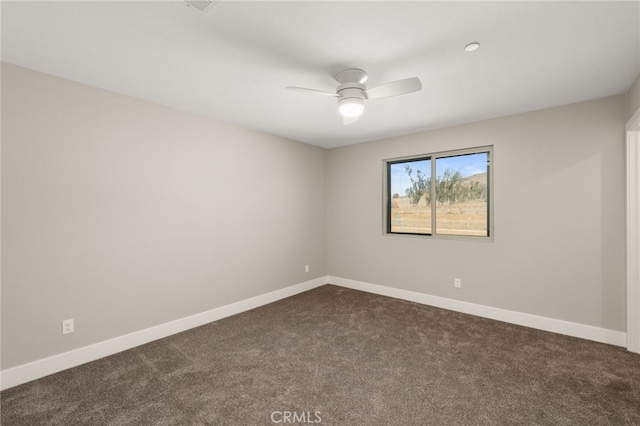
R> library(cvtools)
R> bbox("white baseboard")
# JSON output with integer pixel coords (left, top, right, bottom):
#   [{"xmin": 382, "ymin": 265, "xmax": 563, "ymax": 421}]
[
  {"xmin": 2, "ymin": 275, "xmax": 627, "ymax": 390},
  {"xmin": 328, "ymin": 276, "xmax": 627, "ymax": 348},
  {"xmin": 0, "ymin": 276, "xmax": 328, "ymax": 391}
]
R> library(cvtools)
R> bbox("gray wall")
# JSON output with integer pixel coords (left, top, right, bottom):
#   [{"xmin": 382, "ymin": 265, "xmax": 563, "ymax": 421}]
[
  {"xmin": 628, "ymin": 72, "xmax": 640, "ymax": 121},
  {"xmin": 1, "ymin": 63, "xmax": 327, "ymax": 369},
  {"xmin": 327, "ymin": 95, "xmax": 627, "ymax": 331},
  {"xmin": 1, "ymin": 61, "xmax": 631, "ymax": 371}
]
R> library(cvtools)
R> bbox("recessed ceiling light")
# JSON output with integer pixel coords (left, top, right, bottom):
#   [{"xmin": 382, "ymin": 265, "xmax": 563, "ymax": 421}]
[{"xmin": 465, "ymin": 42, "xmax": 480, "ymax": 52}]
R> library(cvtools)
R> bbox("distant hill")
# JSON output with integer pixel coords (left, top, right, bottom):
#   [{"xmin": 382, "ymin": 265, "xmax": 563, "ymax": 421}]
[{"xmin": 462, "ymin": 172, "xmax": 487, "ymax": 185}]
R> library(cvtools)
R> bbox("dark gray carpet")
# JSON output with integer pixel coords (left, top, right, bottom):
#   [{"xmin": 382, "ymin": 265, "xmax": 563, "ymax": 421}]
[{"xmin": 2, "ymin": 285, "xmax": 640, "ymax": 425}]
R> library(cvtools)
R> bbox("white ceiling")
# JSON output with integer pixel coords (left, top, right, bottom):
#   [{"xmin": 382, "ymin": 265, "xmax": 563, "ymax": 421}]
[{"xmin": 2, "ymin": 1, "xmax": 639, "ymax": 149}]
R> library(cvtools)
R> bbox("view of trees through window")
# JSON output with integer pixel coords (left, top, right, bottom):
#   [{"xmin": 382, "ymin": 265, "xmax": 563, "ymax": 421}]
[{"xmin": 388, "ymin": 149, "xmax": 491, "ymax": 237}]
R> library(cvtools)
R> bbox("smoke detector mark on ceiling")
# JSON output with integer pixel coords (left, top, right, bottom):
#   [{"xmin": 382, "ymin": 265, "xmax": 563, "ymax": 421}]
[{"xmin": 184, "ymin": 0, "xmax": 219, "ymax": 15}]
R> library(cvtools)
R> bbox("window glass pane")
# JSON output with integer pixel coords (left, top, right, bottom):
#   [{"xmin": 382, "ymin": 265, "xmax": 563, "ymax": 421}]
[
  {"xmin": 389, "ymin": 159, "xmax": 431, "ymax": 234},
  {"xmin": 435, "ymin": 152, "xmax": 489, "ymax": 236}
]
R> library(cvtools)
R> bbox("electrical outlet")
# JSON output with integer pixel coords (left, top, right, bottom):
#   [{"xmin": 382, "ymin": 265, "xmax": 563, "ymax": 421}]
[
  {"xmin": 305, "ymin": 264, "xmax": 310, "ymax": 273},
  {"xmin": 62, "ymin": 319, "xmax": 74, "ymax": 335},
  {"xmin": 454, "ymin": 278, "xmax": 462, "ymax": 288}
]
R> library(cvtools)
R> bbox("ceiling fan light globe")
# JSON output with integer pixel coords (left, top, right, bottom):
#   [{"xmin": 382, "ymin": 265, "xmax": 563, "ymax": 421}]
[{"xmin": 339, "ymin": 98, "xmax": 364, "ymax": 117}]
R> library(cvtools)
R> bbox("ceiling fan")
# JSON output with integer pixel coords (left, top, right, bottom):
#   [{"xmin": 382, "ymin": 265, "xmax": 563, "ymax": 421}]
[{"xmin": 286, "ymin": 69, "xmax": 422, "ymax": 125}]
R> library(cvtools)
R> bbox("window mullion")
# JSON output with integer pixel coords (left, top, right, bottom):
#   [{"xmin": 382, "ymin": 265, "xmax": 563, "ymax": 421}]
[{"xmin": 431, "ymin": 156, "xmax": 437, "ymax": 235}]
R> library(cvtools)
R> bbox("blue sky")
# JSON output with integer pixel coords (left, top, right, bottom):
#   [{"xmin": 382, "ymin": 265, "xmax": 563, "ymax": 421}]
[{"xmin": 390, "ymin": 152, "xmax": 488, "ymax": 196}]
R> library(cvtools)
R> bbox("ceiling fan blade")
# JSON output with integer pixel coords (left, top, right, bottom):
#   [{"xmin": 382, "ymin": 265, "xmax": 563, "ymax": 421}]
[
  {"xmin": 343, "ymin": 115, "xmax": 360, "ymax": 125},
  {"xmin": 365, "ymin": 77, "xmax": 422, "ymax": 99},
  {"xmin": 286, "ymin": 86, "xmax": 339, "ymax": 97}
]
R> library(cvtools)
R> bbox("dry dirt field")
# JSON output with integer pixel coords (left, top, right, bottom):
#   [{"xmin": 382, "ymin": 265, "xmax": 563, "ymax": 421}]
[{"xmin": 390, "ymin": 197, "xmax": 488, "ymax": 236}]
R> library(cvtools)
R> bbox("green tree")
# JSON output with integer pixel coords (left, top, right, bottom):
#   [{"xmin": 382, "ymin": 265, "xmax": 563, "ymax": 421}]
[
  {"xmin": 436, "ymin": 168, "xmax": 463, "ymax": 204},
  {"xmin": 404, "ymin": 165, "xmax": 431, "ymax": 206},
  {"xmin": 469, "ymin": 180, "xmax": 487, "ymax": 201}
]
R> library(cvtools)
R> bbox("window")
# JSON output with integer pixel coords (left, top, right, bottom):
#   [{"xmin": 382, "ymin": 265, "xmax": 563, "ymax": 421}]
[{"xmin": 386, "ymin": 146, "xmax": 492, "ymax": 239}]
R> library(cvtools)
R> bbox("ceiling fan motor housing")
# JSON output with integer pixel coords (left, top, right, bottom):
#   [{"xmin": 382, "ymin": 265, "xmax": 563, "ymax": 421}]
[
  {"xmin": 335, "ymin": 69, "xmax": 368, "ymax": 84},
  {"xmin": 337, "ymin": 82, "xmax": 367, "ymax": 101},
  {"xmin": 336, "ymin": 68, "xmax": 369, "ymax": 103}
]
